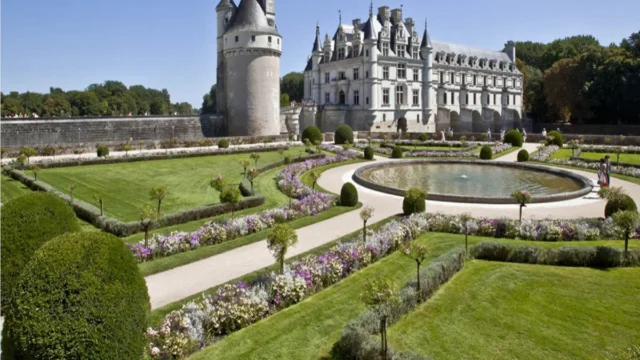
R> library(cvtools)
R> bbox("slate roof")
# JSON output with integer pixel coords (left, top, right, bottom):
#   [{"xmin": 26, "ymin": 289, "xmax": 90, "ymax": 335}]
[
  {"xmin": 431, "ymin": 40, "xmax": 511, "ymax": 62},
  {"xmin": 226, "ymin": 0, "xmax": 278, "ymax": 35}
]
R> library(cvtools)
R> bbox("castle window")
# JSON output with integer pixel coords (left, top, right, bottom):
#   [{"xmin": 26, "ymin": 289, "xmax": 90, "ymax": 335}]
[
  {"xmin": 353, "ymin": 68, "xmax": 359, "ymax": 80},
  {"xmin": 507, "ymin": 94, "xmax": 510, "ymax": 105},
  {"xmin": 493, "ymin": 94, "xmax": 497, "ymax": 105},
  {"xmin": 382, "ymin": 88, "xmax": 390, "ymax": 105},
  {"xmin": 451, "ymin": 92, "xmax": 455, "ymax": 105},
  {"xmin": 443, "ymin": 92, "xmax": 447, "ymax": 105},
  {"xmin": 462, "ymin": 74, "xmax": 466, "ymax": 85},
  {"xmin": 484, "ymin": 76, "xmax": 488, "ymax": 86},
  {"xmin": 383, "ymin": 114, "xmax": 386, "ymax": 121},
  {"xmin": 383, "ymin": 66, "xmax": 389, "ymax": 80},
  {"xmin": 413, "ymin": 90, "xmax": 419, "ymax": 106},
  {"xmin": 252, "ymin": 35, "xmax": 256, "ymax": 41},
  {"xmin": 487, "ymin": 94, "xmax": 490, "ymax": 105},
  {"xmin": 339, "ymin": 71, "xmax": 346, "ymax": 80},
  {"xmin": 413, "ymin": 48, "xmax": 419, "ymax": 59},
  {"xmin": 513, "ymin": 94, "xmax": 516, "ymax": 105},
  {"xmin": 493, "ymin": 76, "xmax": 497, "ymax": 86},
  {"xmin": 450, "ymin": 73, "xmax": 455, "ymax": 84},
  {"xmin": 417, "ymin": 114, "xmax": 420, "ymax": 122},
  {"xmin": 338, "ymin": 48, "xmax": 345, "ymax": 60},
  {"xmin": 325, "ymin": 92, "xmax": 330, "ymax": 104},
  {"xmin": 473, "ymin": 75, "xmax": 477, "ymax": 86},
  {"xmin": 397, "ymin": 63, "xmax": 406, "ymax": 79},
  {"xmin": 353, "ymin": 90, "xmax": 360, "ymax": 105},
  {"xmin": 366, "ymin": 49, "xmax": 370, "ymax": 57},
  {"xmin": 465, "ymin": 93, "xmax": 469, "ymax": 105},
  {"xmin": 366, "ymin": 97, "xmax": 370, "ymax": 105},
  {"xmin": 382, "ymin": 42, "xmax": 389, "ymax": 56},
  {"xmin": 268, "ymin": 36, "xmax": 272, "ymax": 43},
  {"xmin": 235, "ymin": 36, "xmax": 239, "ymax": 42},
  {"xmin": 397, "ymin": 45, "xmax": 406, "ymax": 58},
  {"xmin": 440, "ymin": 72, "xmax": 444, "ymax": 84},
  {"xmin": 277, "ymin": 39, "xmax": 280, "ymax": 44},
  {"xmin": 413, "ymin": 69, "xmax": 419, "ymax": 82},
  {"xmin": 325, "ymin": 72, "xmax": 330, "ymax": 83},
  {"xmin": 474, "ymin": 93, "xmax": 477, "ymax": 105},
  {"xmin": 366, "ymin": 71, "xmax": 369, "ymax": 78},
  {"xmin": 396, "ymin": 86, "xmax": 404, "ymax": 105}
]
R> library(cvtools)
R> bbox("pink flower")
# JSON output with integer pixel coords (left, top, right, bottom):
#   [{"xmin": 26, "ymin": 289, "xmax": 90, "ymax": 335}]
[
  {"xmin": 146, "ymin": 327, "xmax": 158, "ymax": 337},
  {"xmin": 151, "ymin": 347, "xmax": 160, "ymax": 356}
]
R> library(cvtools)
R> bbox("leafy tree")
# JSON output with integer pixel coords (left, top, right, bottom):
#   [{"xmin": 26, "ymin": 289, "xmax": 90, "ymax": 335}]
[
  {"xmin": 149, "ymin": 185, "xmax": 168, "ymax": 216},
  {"xmin": 280, "ymin": 72, "xmax": 304, "ymax": 102},
  {"xmin": 280, "ymin": 93, "xmax": 290, "ymax": 107},
  {"xmin": 201, "ymin": 84, "xmax": 217, "ymax": 114},
  {"xmin": 19, "ymin": 92, "xmax": 45, "ymax": 115},
  {"xmin": 612, "ymin": 211, "xmax": 640, "ymax": 259},
  {"xmin": 140, "ymin": 205, "xmax": 158, "ymax": 248},
  {"xmin": 359, "ymin": 205, "xmax": 375, "ymax": 243},
  {"xmin": 360, "ymin": 278, "xmax": 399, "ymax": 360},
  {"xmin": 210, "ymin": 173, "xmax": 226, "ymax": 193},
  {"xmin": 308, "ymin": 170, "xmax": 320, "ymax": 192},
  {"xmin": 459, "ymin": 213, "xmax": 472, "ymax": 253},
  {"xmin": 68, "ymin": 91, "xmax": 107, "ymax": 116},
  {"xmin": 247, "ymin": 168, "xmax": 259, "ymax": 195},
  {"xmin": 122, "ymin": 143, "xmax": 132, "ymax": 156},
  {"xmin": 42, "ymin": 94, "xmax": 71, "ymax": 117},
  {"xmin": 1, "ymin": 97, "xmax": 23, "ymax": 116},
  {"xmin": 16, "ymin": 154, "xmax": 28, "ymax": 169},
  {"xmin": 239, "ymin": 159, "xmax": 251, "ymax": 178},
  {"xmin": 540, "ymin": 35, "xmax": 600, "ymax": 71},
  {"xmin": 266, "ymin": 224, "xmax": 298, "ymax": 274},
  {"xmin": 220, "ymin": 184, "xmax": 241, "ymax": 219},
  {"xmin": 401, "ymin": 243, "xmax": 431, "ymax": 295},
  {"xmin": 68, "ymin": 184, "xmax": 77, "ymax": 206},
  {"xmin": 511, "ymin": 190, "xmax": 532, "ymax": 221},
  {"xmin": 543, "ymin": 57, "xmax": 591, "ymax": 122},
  {"xmin": 1, "ymin": 147, "xmax": 7, "ymax": 158},
  {"xmin": 514, "ymin": 41, "xmax": 548, "ymax": 70},
  {"xmin": 20, "ymin": 147, "xmax": 37, "ymax": 163},
  {"xmin": 149, "ymin": 97, "xmax": 167, "ymax": 115},
  {"xmin": 93, "ymin": 194, "xmax": 105, "ymax": 216},
  {"xmin": 250, "ymin": 152, "xmax": 261, "ymax": 167},
  {"xmin": 31, "ymin": 165, "xmax": 40, "ymax": 181}
]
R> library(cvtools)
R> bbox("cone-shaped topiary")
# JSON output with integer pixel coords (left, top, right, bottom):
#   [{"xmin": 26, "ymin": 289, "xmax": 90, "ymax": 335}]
[
  {"xmin": 96, "ymin": 144, "xmax": 109, "ymax": 157},
  {"xmin": 1, "ymin": 192, "xmax": 80, "ymax": 313},
  {"xmin": 301, "ymin": 126, "xmax": 323, "ymax": 145},
  {"xmin": 218, "ymin": 139, "xmax": 230, "ymax": 148},
  {"xmin": 504, "ymin": 129, "xmax": 523, "ymax": 147},
  {"xmin": 547, "ymin": 130, "xmax": 564, "ymax": 147},
  {"xmin": 403, "ymin": 188, "xmax": 426, "ymax": 215},
  {"xmin": 3, "ymin": 232, "xmax": 150, "ymax": 360},
  {"xmin": 517, "ymin": 149, "xmax": 530, "ymax": 162},
  {"xmin": 334, "ymin": 124, "xmax": 354, "ymax": 145},
  {"xmin": 340, "ymin": 182, "xmax": 359, "ymax": 207},
  {"xmin": 605, "ymin": 194, "xmax": 637, "ymax": 218},
  {"xmin": 391, "ymin": 146, "xmax": 404, "ymax": 159},
  {"xmin": 479, "ymin": 145, "xmax": 493, "ymax": 159},
  {"xmin": 364, "ymin": 146, "xmax": 374, "ymax": 160}
]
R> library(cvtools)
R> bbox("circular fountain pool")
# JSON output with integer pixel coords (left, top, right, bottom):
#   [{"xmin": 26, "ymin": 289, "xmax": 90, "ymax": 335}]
[{"xmin": 353, "ymin": 160, "xmax": 593, "ymax": 204}]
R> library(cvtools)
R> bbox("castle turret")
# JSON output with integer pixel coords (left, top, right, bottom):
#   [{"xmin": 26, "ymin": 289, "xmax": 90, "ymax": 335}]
[
  {"xmin": 503, "ymin": 40, "xmax": 516, "ymax": 62},
  {"xmin": 222, "ymin": 0, "xmax": 282, "ymax": 136},
  {"xmin": 311, "ymin": 23, "xmax": 323, "ymax": 103},
  {"xmin": 216, "ymin": 0, "xmax": 235, "ymax": 116},
  {"xmin": 420, "ymin": 19, "xmax": 434, "ymax": 125}
]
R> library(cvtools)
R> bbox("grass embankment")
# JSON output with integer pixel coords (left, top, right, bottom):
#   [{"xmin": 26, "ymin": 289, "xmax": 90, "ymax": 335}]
[
  {"xmin": 37, "ymin": 146, "xmax": 308, "ymax": 221},
  {"xmin": 1, "ymin": 173, "xmax": 31, "ymax": 202},
  {"xmin": 491, "ymin": 146, "xmax": 520, "ymax": 159},
  {"xmin": 388, "ymin": 260, "xmax": 640, "ymax": 360},
  {"xmin": 137, "ymin": 159, "xmax": 366, "ymax": 276},
  {"xmin": 187, "ymin": 232, "xmax": 638, "ymax": 360}
]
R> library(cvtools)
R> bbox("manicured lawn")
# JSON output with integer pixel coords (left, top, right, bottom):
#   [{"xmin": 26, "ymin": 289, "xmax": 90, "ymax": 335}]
[
  {"xmin": 37, "ymin": 147, "xmax": 307, "ymax": 221},
  {"xmin": 581, "ymin": 152, "xmax": 640, "ymax": 165},
  {"xmin": 550, "ymin": 148, "xmax": 573, "ymax": 160},
  {"xmin": 1, "ymin": 174, "xmax": 31, "ymax": 202},
  {"xmin": 533, "ymin": 159, "xmax": 640, "ymax": 186},
  {"xmin": 187, "ymin": 232, "xmax": 637, "ymax": 360},
  {"xmin": 388, "ymin": 261, "xmax": 640, "ymax": 360},
  {"xmin": 492, "ymin": 146, "xmax": 520, "ymax": 159}
]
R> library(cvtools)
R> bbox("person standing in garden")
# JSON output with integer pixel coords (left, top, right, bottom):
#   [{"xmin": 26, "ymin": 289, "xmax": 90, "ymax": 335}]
[
  {"xmin": 598, "ymin": 158, "xmax": 609, "ymax": 188},
  {"xmin": 522, "ymin": 128, "xmax": 527, "ymax": 143},
  {"xmin": 487, "ymin": 128, "xmax": 492, "ymax": 141},
  {"xmin": 604, "ymin": 155, "xmax": 611, "ymax": 186},
  {"xmin": 541, "ymin": 128, "xmax": 547, "ymax": 138}
]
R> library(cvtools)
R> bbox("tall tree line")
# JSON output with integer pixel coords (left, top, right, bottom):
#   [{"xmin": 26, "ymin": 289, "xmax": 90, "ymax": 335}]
[
  {"xmin": 1, "ymin": 81, "xmax": 197, "ymax": 118},
  {"xmin": 516, "ymin": 30, "xmax": 640, "ymax": 125}
]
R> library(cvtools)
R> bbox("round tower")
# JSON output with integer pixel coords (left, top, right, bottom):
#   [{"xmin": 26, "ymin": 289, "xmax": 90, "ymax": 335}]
[
  {"xmin": 223, "ymin": 0, "xmax": 282, "ymax": 136},
  {"xmin": 216, "ymin": 0, "xmax": 235, "ymax": 117}
]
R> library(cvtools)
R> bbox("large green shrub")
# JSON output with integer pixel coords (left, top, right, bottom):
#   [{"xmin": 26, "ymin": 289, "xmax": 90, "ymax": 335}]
[
  {"xmin": 391, "ymin": 146, "xmax": 404, "ymax": 159},
  {"xmin": 363, "ymin": 146, "xmax": 374, "ymax": 160},
  {"xmin": 218, "ymin": 139, "xmax": 230, "ymax": 148},
  {"xmin": 96, "ymin": 144, "xmax": 109, "ymax": 157},
  {"xmin": 1, "ymin": 193, "xmax": 80, "ymax": 312},
  {"xmin": 517, "ymin": 149, "xmax": 530, "ymax": 162},
  {"xmin": 605, "ymin": 194, "xmax": 637, "ymax": 218},
  {"xmin": 340, "ymin": 182, "xmax": 358, "ymax": 207},
  {"xmin": 4, "ymin": 232, "xmax": 150, "ymax": 359},
  {"xmin": 418, "ymin": 133, "xmax": 429, "ymax": 142},
  {"xmin": 547, "ymin": 130, "xmax": 564, "ymax": 147},
  {"xmin": 504, "ymin": 129, "xmax": 523, "ymax": 147},
  {"xmin": 334, "ymin": 124, "xmax": 354, "ymax": 145},
  {"xmin": 301, "ymin": 126, "xmax": 323, "ymax": 145},
  {"xmin": 403, "ymin": 188, "xmax": 426, "ymax": 215},
  {"xmin": 479, "ymin": 145, "xmax": 493, "ymax": 159}
]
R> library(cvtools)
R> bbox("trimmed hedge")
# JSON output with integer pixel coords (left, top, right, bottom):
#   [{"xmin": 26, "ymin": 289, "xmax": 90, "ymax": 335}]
[
  {"xmin": 504, "ymin": 129, "xmax": 523, "ymax": 147},
  {"xmin": 3, "ymin": 232, "xmax": 150, "ymax": 359},
  {"xmin": 403, "ymin": 188, "xmax": 426, "ymax": 215},
  {"xmin": 334, "ymin": 124, "xmax": 354, "ymax": 145},
  {"xmin": 96, "ymin": 144, "xmax": 109, "ymax": 157},
  {"xmin": 517, "ymin": 149, "xmax": 530, "ymax": 162},
  {"xmin": 605, "ymin": 195, "xmax": 638, "ymax": 218},
  {"xmin": 547, "ymin": 130, "xmax": 564, "ymax": 147},
  {"xmin": 217, "ymin": 139, "xmax": 230, "ymax": 148},
  {"xmin": 418, "ymin": 133, "xmax": 429, "ymax": 142},
  {"xmin": 0, "ymin": 193, "xmax": 80, "ymax": 313},
  {"xmin": 391, "ymin": 146, "xmax": 404, "ymax": 159},
  {"xmin": 479, "ymin": 145, "xmax": 493, "ymax": 159},
  {"xmin": 471, "ymin": 241, "xmax": 640, "ymax": 268},
  {"xmin": 302, "ymin": 126, "xmax": 323, "ymax": 145},
  {"xmin": 363, "ymin": 146, "xmax": 374, "ymax": 160},
  {"xmin": 340, "ymin": 182, "xmax": 359, "ymax": 207}
]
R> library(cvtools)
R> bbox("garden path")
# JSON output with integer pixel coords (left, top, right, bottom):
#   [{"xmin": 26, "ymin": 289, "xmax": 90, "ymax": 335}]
[{"xmin": 145, "ymin": 142, "xmax": 640, "ymax": 309}]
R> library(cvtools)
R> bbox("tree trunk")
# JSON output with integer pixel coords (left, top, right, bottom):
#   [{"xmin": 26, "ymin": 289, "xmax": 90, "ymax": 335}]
[
  {"xmin": 416, "ymin": 262, "xmax": 421, "ymax": 296},
  {"xmin": 625, "ymin": 231, "xmax": 629, "ymax": 259},
  {"xmin": 465, "ymin": 228, "xmax": 468, "ymax": 253},
  {"xmin": 251, "ymin": 182, "xmax": 254, "ymax": 195},
  {"xmin": 144, "ymin": 227, "xmax": 149, "ymax": 248},
  {"xmin": 380, "ymin": 317, "xmax": 385, "ymax": 359},
  {"xmin": 100, "ymin": 200, "xmax": 104, "ymax": 216},
  {"xmin": 363, "ymin": 221, "xmax": 367, "ymax": 243},
  {"xmin": 519, "ymin": 204, "xmax": 523, "ymax": 221},
  {"xmin": 280, "ymin": 256, "xmax": 284, "ymax": 275},
  {"xmin": 157, "ymin": 200, "xmax": 162, "ymax": 216}
]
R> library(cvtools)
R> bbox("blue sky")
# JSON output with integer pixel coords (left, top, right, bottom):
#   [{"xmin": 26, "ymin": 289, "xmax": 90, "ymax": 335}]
[{"xmin": 2, "ymin": 0, "xmax": 638, "ymax": 108}]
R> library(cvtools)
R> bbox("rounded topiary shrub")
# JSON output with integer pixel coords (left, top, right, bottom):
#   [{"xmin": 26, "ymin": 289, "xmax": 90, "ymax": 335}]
[
  {"xmin": 1, "ymin": 193, "xmax": 80, "ymax": 312},
  {"xmin": 605, "ymin": 195, "xmax": 637, "ymax": 218},
  {"xmin": 218, "ymin": 139, "xmax": 230, "ymax": 148},
  {"xmin": 301, "ymin": 126, "xmax": 323, "ymax": 145},
  {"xmin": 4, "ymin": 232, "xmax": 150, "ymax": 360},
  {"xmin": 547, "ymin": 130, "xmax": 564, "ymax": 147},
  {"xmin": 334, "ymin": 124, "xmax": 354, "ymax": 145},
  {"xmin": 418, "ymin": 133, "xmax": 429, "ymax": 142},
  {"xmin": 517, "ymin": 149, "xmax": 530, "ymax": 162},
  {"xmin": 364, "ymin": 146, "xmax": 374, "ymax": 160},
  {"xmin": 391, "ymin": 146, "xmax": 404, "ymax": 159},
  {"xmin": 340, "ymin": 182, "xmax": 358, "ymax": 207},
  {"xmin": 504, "ymin": 129, "xmax": 524, "ymax": 147},
  {"xmin": 479, "ymin": 145, "xmax": 493, "ymax": 160},
  {"xmin": 96, "ymin": 144, "xmax": 109, "ymax": 157},
  {"xmin": 403, "ymin": 188, "xmax": 426, "ymax": 215}
]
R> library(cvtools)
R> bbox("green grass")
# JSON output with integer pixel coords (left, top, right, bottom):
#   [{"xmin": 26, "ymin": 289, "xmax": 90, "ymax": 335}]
[
  {"xmin": 551, "ymin": 148, "xmax": 640, "ymax": 166},
  {"xmin": 187, "ymin": 232, "xmax": 638, "ymax": 360},
  {"xmin": 299, "ymin": 158, "xmax": 368, "ymax": 194},
  {"xmin": 1, "ymin": 173, "xmax": 31, "ymax": 203},
  {"xmin": 37, "ymin": 147, "xmax": 308, "ymax": 221},
  {"xmin": 492, "ymin": 146, "xmax": 520, "ymax": 159},
  {"xmin": 388, "ymin": 260, "xmax": 640, "ymax": 360},
  {"xmin": 532, "ymin": 158, "xmax": 640, "ymax": 186}
]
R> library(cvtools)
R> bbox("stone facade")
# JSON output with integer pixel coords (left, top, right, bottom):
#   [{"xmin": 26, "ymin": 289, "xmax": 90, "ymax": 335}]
[
  {"xmin": 303, "ymin": 4, "xmax": 523, "ymax": 134},
  {"xmin": 216, "ymin": 0, "xmax": 282, "ymax": 136},
  {"xmin": 0, "ymin": 115, "xmax": 225, "ymax": 150}
]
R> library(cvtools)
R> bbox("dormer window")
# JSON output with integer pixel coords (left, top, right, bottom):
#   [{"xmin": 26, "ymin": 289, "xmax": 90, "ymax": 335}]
[
  {"xmin": 412, "ymin": 47, "xmax": 419, "ymax": 59},
  {"xmin": 382, "ymin": 42, "xmax": 389, "ymax": 56},
  {"xmin": 338, "ymin": 48, "xmax": 345, "ymax": 60},
  {"xmin": 397, "ymin": 45, "xmax": 406, "ymax": 58}
]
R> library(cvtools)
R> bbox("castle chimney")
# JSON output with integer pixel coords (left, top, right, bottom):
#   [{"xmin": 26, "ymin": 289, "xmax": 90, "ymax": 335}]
[
  {"xmin": 391, "ymin": 8, "xmax": 402, "ymax": 23},
  {"xmin": 404, "ymin": 17, "xmax": 415, "ymax": 34},
  {"xmin": 503, "ymin": 41, "xmax": 516, "ymax": 62},
  {"xmin": 352, "ymin": 18, "xmax": 361, "ymax": 28},
  {"xmin": 378, "ymin": 6, "xmax": 390, "ymax": 22}
]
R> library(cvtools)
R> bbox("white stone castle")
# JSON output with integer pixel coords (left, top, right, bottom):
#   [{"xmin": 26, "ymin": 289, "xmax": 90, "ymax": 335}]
[
  {"xmin": 216, "ymin": 0, "xmax": 282, "ymax": 136},
  {"xmin": 302, "ymin": 3, "xmax": 524, "ymax": 134}
]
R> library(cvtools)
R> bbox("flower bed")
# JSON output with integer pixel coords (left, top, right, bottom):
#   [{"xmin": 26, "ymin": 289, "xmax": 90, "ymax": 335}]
[
  {"xmin": 579, "ymin": 145, "xmax": 640, "ymax": 154},
  {"xmin": 530, "ymin": 145, "xmax": 559, "ymax": 162},
  {"xmin": 145, "ymin": 214, "xmax": 431, "ymax": 358},
  {"xmin": 355, "ymin": 142, "xmax": 512, "ymax": 158}
]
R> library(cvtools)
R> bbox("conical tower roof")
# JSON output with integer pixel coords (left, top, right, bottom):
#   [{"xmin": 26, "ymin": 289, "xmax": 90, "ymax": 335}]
[{"xmin": 227, "ymin": 0, "xmax": 278, "ymax": 35}]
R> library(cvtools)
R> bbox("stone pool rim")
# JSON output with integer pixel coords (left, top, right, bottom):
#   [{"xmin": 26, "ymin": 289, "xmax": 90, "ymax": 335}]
[{"xmin": 352, "ymin": 159, "xmax": 594, "ymax": 204}]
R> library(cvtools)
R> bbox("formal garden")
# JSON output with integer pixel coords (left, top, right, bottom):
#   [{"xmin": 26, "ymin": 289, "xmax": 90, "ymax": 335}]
[{"xmin": 2, "ymin": 125, "xmax": 640, "ymax": 360}]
